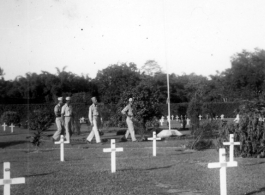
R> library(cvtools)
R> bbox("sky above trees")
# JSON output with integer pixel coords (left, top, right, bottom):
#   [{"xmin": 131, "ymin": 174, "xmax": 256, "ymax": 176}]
[{"xmin": 1, "ymin": 0, "xmax": 265, "ymax": 80}]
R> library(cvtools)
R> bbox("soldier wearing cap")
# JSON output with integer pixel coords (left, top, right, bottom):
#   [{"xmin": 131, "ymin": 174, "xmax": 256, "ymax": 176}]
[
  {"xmin": 86, "ymin": 97, "xmax": 102, "ymax": 144},
  {"xmin": 61, "ymin": 96, "xmax": 73, "ymax": 143},
  {"xmin": 121, "ymin": 98, "xmax": 137, "ymax": 142},
  {"xmin": 52, "ymin": 97, "xmax": 64, "ymax": 142}
]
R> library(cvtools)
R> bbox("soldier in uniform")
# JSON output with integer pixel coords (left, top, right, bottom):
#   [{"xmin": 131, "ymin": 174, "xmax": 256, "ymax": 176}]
[
  {"xmin": 121, "ymin": 98, "xmax": 137, "ymax": 142},
  {"xmin": 86, "ymin": 97, "xmax": 102, "ymax": 144},
  {"xmin": 61, "ymin": 96, "xmax": 73, "ymax": 143},
  {"xmin": 52, "ymin": 97, "xmax": 64, "ymax": 142}
]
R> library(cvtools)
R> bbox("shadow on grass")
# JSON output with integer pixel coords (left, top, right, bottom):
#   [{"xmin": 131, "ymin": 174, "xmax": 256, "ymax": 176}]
[
  {"xmin": 245, "ymin": 187, "xmax": 265, "ymax": 195},
  {"xmin": 0, "ymin": 140, "xmax": 29, "ymax": 148},
  {"xmin": 25, "ymin": 172, "xmax": 58, "ymax": 178},
  {"xmin": 243, "ymin": 162, "xmax": 265, "ymax": 166},
  {"xmin": 120, "ymin": 164, "xmax": 174, "ymax": 172}
]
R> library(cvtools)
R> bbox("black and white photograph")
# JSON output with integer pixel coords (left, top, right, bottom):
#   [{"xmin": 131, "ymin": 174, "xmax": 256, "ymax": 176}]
[{"xmin": 0, "ymin": 0, "xmax": 265, "ymax": 194}]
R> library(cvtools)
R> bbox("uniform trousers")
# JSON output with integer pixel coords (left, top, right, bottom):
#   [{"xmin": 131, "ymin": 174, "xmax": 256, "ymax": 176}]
[
  {"xmin": 125, "ymin": 117, "xmax": 137, "ymax": 141},
  {"xmin": 64, "ymin": 116, "xmax": 72, "ymax": 142},
  {"xmin": 87, "ymin": 116, "xmax": 101, "ymax": 143},
  {"xmin": 53, "ymin": 117, "xmax": 63, "ymax": 140}
]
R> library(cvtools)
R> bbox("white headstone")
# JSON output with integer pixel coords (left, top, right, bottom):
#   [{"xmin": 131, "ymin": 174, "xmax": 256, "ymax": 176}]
[
  {"xmin": 176, "ymin": 115, "xmax": 179, "ymax": 121},
  {"xmin": 199, "ymin": 115, "xmax": 202, "ymax": 120},
  {"xmin": 208, "ymin": 148, "xmax": 238, "ymax": 195},
  {"xmin": 223, "ymin": 134, "xmax": 240, "ymax": 162},
  {"xmin": 55, "ymin": 135, "xmax": 69, "ymax": 162},
  {"xmin": 159, "ymin": 119, "xmax": 163, "ymax": 126},
  {"xmin": 103, "ymin": 139, "xmax": 123, "ymax": 173},
  {"xmin": 2, "ymin": 123, "xmax": 7, "ymax": 131},
  {"xmin": 171, "ymin": 115, "xmax": 174, "ymax": 120},
  {"xmin": 148, "ymin": 132, "xmax": 161, "ymax": 156},
  {"xmin": 186, "ymin": 118, "xmax": 191, "ymax": 126},
  {"xmin": 221, "ymin": 114, "xmax": 224, "ymax": 120},
  {"xmin": 9, "ymin": 124, "xmax": 15, "ymax": 133},
  {"xmin": 0, "ymin": 162, "xmax": 25, "ymax": 195}
]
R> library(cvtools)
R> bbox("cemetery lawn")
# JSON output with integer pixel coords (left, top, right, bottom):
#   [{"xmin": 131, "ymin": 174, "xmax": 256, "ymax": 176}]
[{"xmin": 0, "ymin": 125, "xmax": 265, "ymax": 195}]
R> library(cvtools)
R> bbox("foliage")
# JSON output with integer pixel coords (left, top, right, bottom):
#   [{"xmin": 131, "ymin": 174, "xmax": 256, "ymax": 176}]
[
  {"xmin": 114, "ymin": 79, "xmax": 161, "ymax": 138},
  {"xmin": 95, "ymin": 63, "xmax": 141, "ymax": 105},
  {"xmin": 187, "ymin": 95, "xmax": 203, "ymax": 130},
  {"xmin": 27, "ymin": 108, "xmax": 54, "ymax": 147},
  {"xmin": 187, "ymin": 120, "xmax": 221, "ymax": 150},
  {"xmin": 141, "ymin": 60, "xmax": 163, "ymax": 76},
  {"xmin": 0, "ymin": 111, "xmax": 20, "ymax": 125},
  {"xmin": 202, "ymin": 102, "xmax": 241, "ymax": 118},
  {"xmin": 216, "ymin": 100, "xmax": 265, "ymax": 158}
]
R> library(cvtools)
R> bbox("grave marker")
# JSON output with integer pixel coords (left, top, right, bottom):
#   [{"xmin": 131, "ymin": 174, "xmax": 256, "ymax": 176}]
[
  {"xmin": 0, "ymin": 162, "xmax": 25, "ymax": 195},
  {"xmin": 176, "ymin": 115, "xmax": 179, "ymax": 121},
  {"xmin": 148, "ymin": 132, "xmax": 161, "ymax": 156},
  {"xmin": 9, "ymin": 124, "xmax": 15, "ymax": 133},
  {"xmin": 221, "ymin": 114, "xmax": 224, "ymax": 120},
  {"xmin": 103, "ymin": 139, "xmax": 123, "ymax": 173},
  {"xmin": 171, "ymin": 115, "xmax": 174, "ymax": 120},
  {"xmin": 199, "ymin": 115, "xmax": 202, "ymax": 120},
  {"xmin": 223, "ymin": 134, "xmax": 240, "ymax": 162},
  {"xmin": 55, "ymin": 135, "xmax": 69, "ymax": 162},
  {"xmin": 208, "ymin": 148, "xmax": 237, "ymax": 195},
  {"xmin": 2, "ymin": 123, "xmax": 7, "ymax": 131}
]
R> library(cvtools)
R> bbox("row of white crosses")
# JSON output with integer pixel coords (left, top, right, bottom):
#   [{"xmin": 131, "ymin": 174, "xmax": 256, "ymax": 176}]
[
  {"xmin": 199, "ymin": 114, "xmax": 225, "ymax": 120},
  {"xmin": 1, "ymin": 123, "xmax": 15, "ymax": 133},
  {"xmin": 208, "ymin": 134, "xmax": 240, "ymax": 195},
  {"xmin": 159, "ymin": 115, "xmax": 190, "ymax": 125}
]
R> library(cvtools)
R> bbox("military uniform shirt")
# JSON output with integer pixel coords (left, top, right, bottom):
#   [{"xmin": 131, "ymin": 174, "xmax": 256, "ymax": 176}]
[
  {"xmin": 122, "ymin": 104, "xmax": 133, "ymax": 117},
  {"xmin": 54, "ymin": 104, "xmax": 62, "ymax": 117},
  {"xmin": 61, "ymin": 104, "xmax": 73, "ymax": 117}
]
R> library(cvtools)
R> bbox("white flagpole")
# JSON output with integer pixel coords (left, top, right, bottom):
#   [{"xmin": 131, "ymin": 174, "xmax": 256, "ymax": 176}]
[{"xmin": 163, "ymin": 0, "xmax": 171, "ymax": 131}]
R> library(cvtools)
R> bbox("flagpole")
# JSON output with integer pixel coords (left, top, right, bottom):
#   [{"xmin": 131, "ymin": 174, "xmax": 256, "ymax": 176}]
[{"xmin": 163, "ymin": 0, "xmax": 171, "ymax": 131}]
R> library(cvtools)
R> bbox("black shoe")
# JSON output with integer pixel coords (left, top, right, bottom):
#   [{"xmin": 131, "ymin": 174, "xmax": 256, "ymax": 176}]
[
  {"xmin": 120, "ymin": 137, "xmax": 127, "ymax": 142},
  {"xmin": 86, "ymin": 140, "xmax": 92, "ymax": 144}
]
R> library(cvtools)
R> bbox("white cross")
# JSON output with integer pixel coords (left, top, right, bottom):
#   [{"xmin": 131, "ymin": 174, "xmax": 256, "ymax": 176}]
[
  {"xmin": 171, "ymin": 115, "xmax": 174, "ymax": 120},
  {"xmin": 54, "ymin": 135, "xmax": 69, "ymax": 162},
  {"xmin": 148, "ymin": 132, "xmax": 161, "ymax": 156},
  {"xmin": 103, "ymin": 139, "xmax": 123, "ymax": 173},
  {"xmin": 2, "ymin": 123, "xmax": 7, "ymax": 131},
  {"xmin": 176, "ymin": 115, "xmax": 179, "ymax": 121},
  {"xmin": 9, "ymin": 124, "xmax": 15, "ymax": 133},
  {"xmin": 186, "ymin": 118, "xmax": 190, "ymax": 126},
  {"xmin": 208, "ymin": 148, "xmax": 238, "ymax": 195},
  {"xmin": 221, "ymin": 114, "xmax": 224, "ymax": 120},
  {"xmin": 199, "ymin": 115, "xmax": 202, "ymax": 120},
  {"xmin": 159, "ymin": 119, "xmax": 163, "ymax": 126},
  {"xmin": 223, "ymin": 134, "xmax": 240, "ymax": 162},
  {"xmin": 0, "ymin": 162, "xmax": 25, "ymax": 195}
]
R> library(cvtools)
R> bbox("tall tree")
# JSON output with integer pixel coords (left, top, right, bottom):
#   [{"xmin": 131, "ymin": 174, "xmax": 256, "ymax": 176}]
[
  {"xmin": 95, "ymin": 63, "xmax": 141, "ymax": 104},
  {"xmin": 141, "ymin": 60, "xmax": 163, "ymax": 76}
]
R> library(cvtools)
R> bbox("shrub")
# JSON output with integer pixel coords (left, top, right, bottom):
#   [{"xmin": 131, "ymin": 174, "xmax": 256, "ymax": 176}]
[
  {"xmin": 27, "ymin": 108, "xmax": 54, "ymax": 147},
  {"xmin": 0, "ymin": 111, "xmax": 20, "ymax": 125},
  {"xmin": 187, "ymin": 120, "xmax": 221, "ymax": 150},
  {"xmin": 216, "ymin": 100, "xmax": 265, "ymax": 158}
]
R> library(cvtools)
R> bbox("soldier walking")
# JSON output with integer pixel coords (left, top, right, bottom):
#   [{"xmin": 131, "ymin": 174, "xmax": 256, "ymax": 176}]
[
  {"xmin": 86, "ymin": 97, "xmax": 102, "ymax": 144},
  {"xmin": 52, "ymin": 97, "xmax": 64, "ymax": 142},
  {"xmin": 61, "ymin": 97, "xmax": 73, "ymax": 143},
  {"xmin": 121, "ymin": 98, "xmax": 137, "ymax": 142}
]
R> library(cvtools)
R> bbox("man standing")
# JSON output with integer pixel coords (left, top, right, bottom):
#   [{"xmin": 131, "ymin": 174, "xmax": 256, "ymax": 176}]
[
  {"xmin": 61, "ymin": 97, "xmax": 73, "ymax": 143},
  {"xmin": 86, "ymin": 97, "xmax": 102, "ymax": 144},
  {"xmin": 52, "ymin": 97, "xmax": 64, "ymax": 142},
  {"xmin": 121, "ymin": 98, "xmax": 137, "ymax": 142}
]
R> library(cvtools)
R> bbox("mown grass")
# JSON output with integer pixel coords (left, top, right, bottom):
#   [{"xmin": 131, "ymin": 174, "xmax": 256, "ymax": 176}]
[{"xmin": 0, "ymin": 124, "xmax": 265, "ymax": 195}]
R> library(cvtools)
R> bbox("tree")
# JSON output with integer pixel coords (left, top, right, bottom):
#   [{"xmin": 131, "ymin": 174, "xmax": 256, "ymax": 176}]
[
  {"xmin": 0, "ymin": 67, "xmax": 4, "ymax": 78},
  {"xmin": 117, "ymin": 79, "xmax": 161, "ymax": 139},
  {"xmin": 141, "ymin": 60, "xmax": 163, "ymax": 76},
  {"xmin": 95, "ymin": 63, "xmax": 141, "ymax": 105}
]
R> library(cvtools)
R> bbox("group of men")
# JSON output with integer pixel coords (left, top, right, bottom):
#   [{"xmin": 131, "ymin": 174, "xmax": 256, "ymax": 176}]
[{"xmin": 52, "ymin": 96, "xmax": 137, "ymax": 144}]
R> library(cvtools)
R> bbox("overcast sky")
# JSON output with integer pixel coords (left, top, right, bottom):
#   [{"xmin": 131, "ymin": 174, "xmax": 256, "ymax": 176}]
[{"xmin": 1, "ymin": 0, "xmax": 265, "ymax": 80}]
